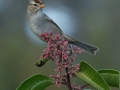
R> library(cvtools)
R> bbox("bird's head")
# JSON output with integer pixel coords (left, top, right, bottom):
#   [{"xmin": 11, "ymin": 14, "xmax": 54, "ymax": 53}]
[{"xmin": 27, "ymin": 0, "xmax": 45, "ymax": 14}]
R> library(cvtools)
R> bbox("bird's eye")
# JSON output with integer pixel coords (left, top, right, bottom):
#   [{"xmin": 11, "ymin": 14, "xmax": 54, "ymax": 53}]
[{"xmin": 33, "ymin": 4, "xmax": 37, "ymax": 6}]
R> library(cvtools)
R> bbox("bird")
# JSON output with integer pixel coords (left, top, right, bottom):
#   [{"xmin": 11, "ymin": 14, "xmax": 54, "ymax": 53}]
[{"xmin": 27, "ymin": 0, "xmax": 99, "ymax": 55}]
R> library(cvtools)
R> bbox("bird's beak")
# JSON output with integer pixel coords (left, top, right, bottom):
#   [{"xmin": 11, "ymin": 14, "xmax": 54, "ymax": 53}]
[{"xmin": 40, "ymin": 4, "xmax": 45, "ymax": 8}]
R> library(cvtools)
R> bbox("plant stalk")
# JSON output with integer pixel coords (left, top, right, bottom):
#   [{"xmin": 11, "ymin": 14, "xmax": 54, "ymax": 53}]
[{"xmin": 65, "ymin": 68, "xmax": 72, "ymax": 90}]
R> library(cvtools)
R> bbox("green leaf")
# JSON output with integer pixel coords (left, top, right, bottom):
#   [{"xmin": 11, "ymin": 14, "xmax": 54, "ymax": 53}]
[
  {"xmin": 74, "ymin": 61, "xmax": 110, "ymax": 90},
  {"xmin": 17, "ymin": 74, "xmax": 53, "ymax": 90},
  {"xmin": 98, "ymin": 69, "xmax": 119, "ymax": 88}
]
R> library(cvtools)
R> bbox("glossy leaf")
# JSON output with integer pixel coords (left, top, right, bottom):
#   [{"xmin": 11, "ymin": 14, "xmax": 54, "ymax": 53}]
[
  {"xmin": 17, "ymin": 74, "xmax": 53, "ymax": 90},
  {"xmin": 74, "ymin": 61, "xmax": 110, "ymax": 90},
  {"xmin": 98, "ymin": 69, "xmax": 119, "ymax": 88}
]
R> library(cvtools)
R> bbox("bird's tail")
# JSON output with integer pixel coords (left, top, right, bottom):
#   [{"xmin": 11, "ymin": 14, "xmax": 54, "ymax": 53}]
[{"xmin": 63, "ymin": 34, "xmax": 99, "ymax": 55}]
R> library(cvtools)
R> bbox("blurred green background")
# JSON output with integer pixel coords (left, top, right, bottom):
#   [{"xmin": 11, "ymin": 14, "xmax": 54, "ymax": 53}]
[{"xmin": 0, "ymin": 0, "xmax": 120, "ymax": 90}]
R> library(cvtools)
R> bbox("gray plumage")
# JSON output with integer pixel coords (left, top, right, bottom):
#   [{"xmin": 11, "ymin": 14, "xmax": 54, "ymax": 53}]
[{"xmin": 27, "ymin": 0, "xmax": 99, "ymax": 55}]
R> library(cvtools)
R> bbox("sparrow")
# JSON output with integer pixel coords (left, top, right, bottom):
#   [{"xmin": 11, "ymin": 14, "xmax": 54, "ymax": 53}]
[{"xmin": 27, "ymin": 0, "xmax": 99, "ymax": 55}]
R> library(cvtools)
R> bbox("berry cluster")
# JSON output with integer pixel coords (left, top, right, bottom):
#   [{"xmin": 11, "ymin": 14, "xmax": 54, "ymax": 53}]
[{"xmin": 40, "ymin": 31, "xmax": 84, "ymax": 90}]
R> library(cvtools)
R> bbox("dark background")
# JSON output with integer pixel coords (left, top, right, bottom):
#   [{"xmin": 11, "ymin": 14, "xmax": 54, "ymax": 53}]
[{"xmin": 0, "ymin": 0, "xmax": 120, "ymax": 90}]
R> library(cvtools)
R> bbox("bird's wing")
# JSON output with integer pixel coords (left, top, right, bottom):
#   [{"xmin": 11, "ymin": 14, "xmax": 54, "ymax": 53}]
[{"xmin": 44, "ymin": 14, "xmax": 62, "ymax": 32}]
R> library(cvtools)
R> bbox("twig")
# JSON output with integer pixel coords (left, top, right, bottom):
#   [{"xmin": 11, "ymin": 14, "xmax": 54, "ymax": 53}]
[{"xmin": 65, "ymin": 68, "xmax": 72, "ymax": 90}]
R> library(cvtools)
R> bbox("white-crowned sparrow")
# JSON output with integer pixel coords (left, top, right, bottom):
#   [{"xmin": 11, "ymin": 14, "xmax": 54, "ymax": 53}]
[{"xmin": 27, "ymin": 0, "xmax": 99, "ymax": 55}]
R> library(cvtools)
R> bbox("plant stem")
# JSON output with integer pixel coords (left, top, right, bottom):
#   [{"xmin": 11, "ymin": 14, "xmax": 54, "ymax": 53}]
[
  {"xmin": 65, "ymin": 68, "xmax": 72, "ymax": 90},
  {"xmin": 81, "ymin": 84, "xmax": 88, "ymax": 89}
]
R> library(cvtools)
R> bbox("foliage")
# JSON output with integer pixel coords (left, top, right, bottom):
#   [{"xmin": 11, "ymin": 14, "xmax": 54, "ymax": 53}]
[{"xmin": 17, "ymin": 32, "xmax": 119, "ymax": 90}]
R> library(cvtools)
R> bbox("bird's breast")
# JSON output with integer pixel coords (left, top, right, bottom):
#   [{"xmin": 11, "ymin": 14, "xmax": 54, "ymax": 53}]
[
  {"xmin": 27, "ymin": 13, "xmax": 62, "ymax": 39},
  {"xmin": 28, "ymin": 14, "xmax": 46, "ymax": 38}
]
